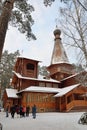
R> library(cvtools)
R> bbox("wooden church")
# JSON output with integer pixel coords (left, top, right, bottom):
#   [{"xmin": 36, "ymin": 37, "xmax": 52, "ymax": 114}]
[{"xmin": 3, "ymin": 29, "xmax": 87, "ymax": 112}]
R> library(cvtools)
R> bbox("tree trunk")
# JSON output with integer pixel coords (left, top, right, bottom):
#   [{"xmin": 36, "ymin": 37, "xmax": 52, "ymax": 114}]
[{"xmin": 0, "ymin": 0, "xmax": 15, "ymax": 60}]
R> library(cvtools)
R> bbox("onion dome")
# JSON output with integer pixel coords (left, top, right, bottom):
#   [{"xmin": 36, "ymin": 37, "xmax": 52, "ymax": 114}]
[{"xmin": 53, "ymin": 29, "xmax": 61, "ymax": 36}]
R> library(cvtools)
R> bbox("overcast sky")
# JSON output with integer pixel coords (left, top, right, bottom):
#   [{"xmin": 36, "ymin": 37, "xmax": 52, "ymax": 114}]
[{"xmin": 3, "ymin": 0, "xmax": 77, "ymax": 66}]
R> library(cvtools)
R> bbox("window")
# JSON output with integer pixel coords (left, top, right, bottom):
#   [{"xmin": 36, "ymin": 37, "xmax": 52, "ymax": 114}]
[
  {"xmin": 67, "ymin": 95, "xmax": 72, "ymax": 103},
  {"xmin": 26, "ymin": 63, "xmax": 34, "ymax": 70},
  {"xmin": 46, "ymin": 83, "xmax": 52, "ymax": 87},
  {"xmin": 53, "ymin": 83, "xmax": 58, "ymax": 88},
  {"xmin": 74, "ymin": 94, "xmax": 84, "ymax": 100},
  {"xmin": 39, "ymin": 82, "xmax": 45, "ymax": 87}
]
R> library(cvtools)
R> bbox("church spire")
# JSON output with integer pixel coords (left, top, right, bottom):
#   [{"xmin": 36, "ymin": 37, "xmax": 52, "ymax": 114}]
[{"xmin": 51, "ymin": 29, "xmax": 69, "ymax": 65}]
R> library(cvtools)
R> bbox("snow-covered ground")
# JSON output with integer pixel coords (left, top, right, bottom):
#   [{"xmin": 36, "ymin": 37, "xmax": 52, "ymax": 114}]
[{"xmin": 0, "ymin": 112, "xmax": 87, "ymax": 130}]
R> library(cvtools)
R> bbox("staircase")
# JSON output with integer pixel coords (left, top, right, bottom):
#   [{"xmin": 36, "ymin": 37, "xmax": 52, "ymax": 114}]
[{"xmin": 69, "ymin": 106, "xmax": 87, "ymax": 112}]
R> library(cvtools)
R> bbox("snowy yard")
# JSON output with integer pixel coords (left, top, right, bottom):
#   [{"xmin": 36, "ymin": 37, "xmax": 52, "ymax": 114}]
[{"xmin": 0, "ymin": 112, "xmax": 87, "ymax": 130}]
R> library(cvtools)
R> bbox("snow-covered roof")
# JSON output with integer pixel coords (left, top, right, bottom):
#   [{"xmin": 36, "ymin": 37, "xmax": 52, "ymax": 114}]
[
  {"xmin": 18, "ymin": 86, "xmax": 61, "ymax": 93},
  {"xmin": 61, "ymin": 70, "xmax": 87, "ymax": 81},
  {"xmin": 6, "ymin": 88, "xmax": 19, "ymax": 98},
  {"xmin": 54, "ymin": 84, "xmax": 80, "ymax": 97},
  {"xmin": 17, "ymin": 56, "xmax": 41, "ymax": 62},
  {"xmin": 6, "ymin": 84, "xmax": 80, "ymax": 99},
  {"xmin": 52, "ymin": 62, "xmax": 71, "ymax": 65},
  {"xmin": 60, "ymin": 73, "xmax": 78, "ymax": 81},
  {"xmin": 13, "ymin": 71, "xmax": 60, "ymax": 83},
  {"xmin": 17, "ymin": 84, "xmax": 80, "ymax": 96}
]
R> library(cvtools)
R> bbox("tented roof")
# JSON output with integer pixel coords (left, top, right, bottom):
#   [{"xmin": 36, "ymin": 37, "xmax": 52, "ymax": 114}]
[{"xmin": 51, "ymin": 33, "xmax": 69, "ymax": 65}]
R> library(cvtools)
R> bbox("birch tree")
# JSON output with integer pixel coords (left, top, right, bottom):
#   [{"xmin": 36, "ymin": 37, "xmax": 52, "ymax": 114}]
[
  {"xmin": 58, "ymin": 0, "xmax": 87, "ymax": 67},
  {"xmin": 58, "ymin": 0, "xmax": 87, "ymax": 86}
]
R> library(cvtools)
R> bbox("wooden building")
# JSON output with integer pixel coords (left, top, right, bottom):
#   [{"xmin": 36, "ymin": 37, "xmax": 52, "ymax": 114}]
[{"xmin": 3, "ymin": 29, "xmax": 87, "ymax": 112}]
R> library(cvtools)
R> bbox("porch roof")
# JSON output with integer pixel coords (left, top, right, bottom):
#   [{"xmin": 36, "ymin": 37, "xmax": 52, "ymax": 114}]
[
  {"xmin": 6, "ymin": 88, "xmax": 19, "ymax": 98},
  {"xmin": 54, "ymin": 84, "xmax": 80, "ymax": 97},
  {"xmin": 17, "ymin": 86, "xmax": 61, "ymax": 93}
]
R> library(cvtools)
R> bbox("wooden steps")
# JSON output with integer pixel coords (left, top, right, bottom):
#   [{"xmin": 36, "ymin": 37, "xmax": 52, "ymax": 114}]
[{"xmin": 69, "ymin": 106, "xmax": 87, "ymax": 112}]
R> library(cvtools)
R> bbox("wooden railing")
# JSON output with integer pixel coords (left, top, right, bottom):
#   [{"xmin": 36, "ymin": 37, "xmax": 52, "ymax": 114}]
[
  {"xmin": 66, "ymin": 100, "xmax": 87, "ymax": 112},
  {"xmin": 66, "ymin": 101, "xmax": 74, "ymax": 111}
]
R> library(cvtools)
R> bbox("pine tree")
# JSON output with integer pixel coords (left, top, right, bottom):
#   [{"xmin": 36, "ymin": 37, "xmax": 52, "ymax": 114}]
[{"xmin": 0, "ymin": 0, "xmax": 36, "ymax": 60}]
